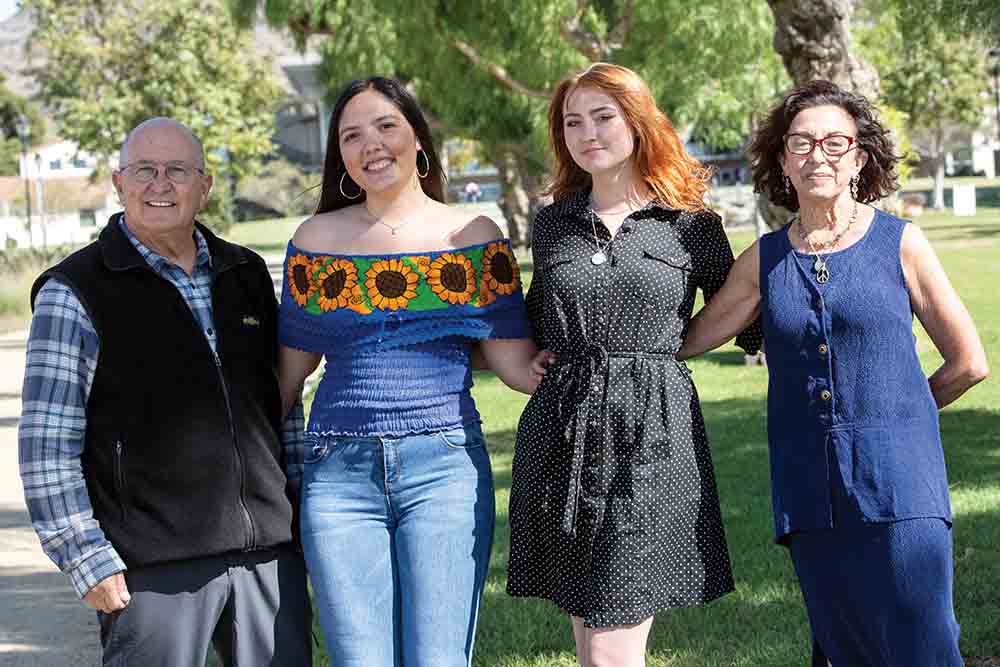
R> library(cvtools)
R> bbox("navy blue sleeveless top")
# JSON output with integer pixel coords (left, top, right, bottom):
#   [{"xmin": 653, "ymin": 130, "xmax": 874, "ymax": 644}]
[{"xmin": 759, "ymin": 209, "xmax": 951, "ymax": 543}]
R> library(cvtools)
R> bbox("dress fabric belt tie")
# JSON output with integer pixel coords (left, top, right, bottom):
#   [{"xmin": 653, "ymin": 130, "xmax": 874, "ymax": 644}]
[{"xmin": 553, "ymin": 346, "xmax": 679, "ymax": 537}]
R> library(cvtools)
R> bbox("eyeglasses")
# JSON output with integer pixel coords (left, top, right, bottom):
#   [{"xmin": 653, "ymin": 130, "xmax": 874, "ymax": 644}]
[
  {"xmin": 119, "ymin": 162, "xmax": 205, "ymax": 184},
  {"xmin": 784, "ymin": 133, "xmax": 856, "ymax": 156}
]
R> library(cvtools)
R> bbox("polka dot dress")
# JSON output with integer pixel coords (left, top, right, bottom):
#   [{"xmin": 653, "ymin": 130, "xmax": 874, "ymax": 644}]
[{"xmin": 506, "ymin": 191, "xmax": 762, "ymax": 628}]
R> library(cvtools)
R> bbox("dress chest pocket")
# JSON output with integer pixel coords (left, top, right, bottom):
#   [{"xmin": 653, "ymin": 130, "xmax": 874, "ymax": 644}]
[
  {"xmin": 540, "ymin": 250, "xmax": 591, "ymax": 347},
  {"xmin": 543, "ymin": 249, "xmax": 591, "ymax": 303},
  {"xmin": 632, "ymin": 240, "xmax": 693, "ymax": 306}
]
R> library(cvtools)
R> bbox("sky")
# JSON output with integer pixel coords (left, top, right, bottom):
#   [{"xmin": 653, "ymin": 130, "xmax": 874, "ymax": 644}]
[{"xmin": 0, "ymin": 0, "xmax": 19, "ymax": 21}]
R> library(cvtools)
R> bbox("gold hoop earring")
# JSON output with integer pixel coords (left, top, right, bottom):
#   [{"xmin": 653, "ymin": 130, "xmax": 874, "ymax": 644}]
[
  {"xmin": 416, "ymin": 148, "xmax": 430, "ymax": 179},
  {"xmin": 339, "ymin": 172, "xmax": 362, "ymax": 200}
]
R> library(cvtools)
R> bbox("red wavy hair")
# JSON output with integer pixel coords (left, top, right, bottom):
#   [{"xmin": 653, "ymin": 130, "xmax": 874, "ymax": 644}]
[{"xmin": 545, "ymin": 63, "xmax": 709, "ymax": 212}]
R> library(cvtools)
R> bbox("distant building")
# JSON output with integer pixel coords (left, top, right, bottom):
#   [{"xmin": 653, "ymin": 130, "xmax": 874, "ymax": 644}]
[
  {"xmin": 17, "ymin": 141, "xmax": 102, "ymax": 180},
  {"xmin": 686, "ymin": 142, "xmax": 750, "ymax": 186},
  {"xmin": 254, "ymin": 24, "xmax": 328, "ymax": 170}
]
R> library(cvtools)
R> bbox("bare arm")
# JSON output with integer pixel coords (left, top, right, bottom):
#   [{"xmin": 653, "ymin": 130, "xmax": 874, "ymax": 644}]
[
  {"xmin": 278, "ymin": 345, "xmax": 322, "ymax": 418},
  {"xmin": 469, "ymin": 344, "xmax": 488, "ymax": 371},
  {"xmin": 902, "ymin": 225, "xmax": 988, "ymax": 408},
  {"xmin": 678, "ymin": 241, "xmax": 762, "ymax": 360},
  {"xmin": 478, "ymin": 338, "xmax": 549, "ymax": 394}
]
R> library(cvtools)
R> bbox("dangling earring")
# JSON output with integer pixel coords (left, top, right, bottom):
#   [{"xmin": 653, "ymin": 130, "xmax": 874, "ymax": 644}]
[
  {"xmin": 340, "ymin": 172, "xmax": 362, "ymax": 200},
  {"xmin": 783, "ymin": 175, "xmax": 792, "ymax": 196},
  {"xmin": 850, "ymin": 175, "xmax": 860, "ymax": 200},
  {"xmin": 416, "ymin": 148, "xmax": 430, "ymax": 179}
]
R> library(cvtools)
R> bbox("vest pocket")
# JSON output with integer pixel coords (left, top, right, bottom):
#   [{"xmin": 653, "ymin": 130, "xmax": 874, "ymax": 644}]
[{"xmin": 113, "ymin": 440, "xmax": 127, "ymax": 519}]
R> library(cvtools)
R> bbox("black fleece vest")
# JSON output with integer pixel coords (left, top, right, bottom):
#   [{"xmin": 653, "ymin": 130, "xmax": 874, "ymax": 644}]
[{"xmin": 31, "ymin": 215, "xmax": 293, "ymax": 567}]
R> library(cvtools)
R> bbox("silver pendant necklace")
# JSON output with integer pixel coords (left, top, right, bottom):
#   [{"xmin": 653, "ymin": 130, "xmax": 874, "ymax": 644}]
[
  {"xmin": 379, "ymin": 220, "xmax": 409, "ymax": 236},
  {"xmin": 588, "ymin": 215, "xmax": 609, "ymax": 265},
  {"xmin": 795, "ymin": 199, "xmax": 858, "ymax": 284}
]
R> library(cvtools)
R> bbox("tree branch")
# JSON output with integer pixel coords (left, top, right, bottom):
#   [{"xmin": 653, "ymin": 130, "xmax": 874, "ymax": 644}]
[
  {"xmin": 607, "ymin": 0, "xmax": 632, "ymax": 54},
  {"xmin": 560, "ymin": 1, "xmax": 603, "ymax": 61},
  {"xmin": 559, "ymin": 0, "xmax": 632, "ymax": 62},
  {"xmin": 449, "ymin": 38, "xmax": 551, "ymax": 99}
]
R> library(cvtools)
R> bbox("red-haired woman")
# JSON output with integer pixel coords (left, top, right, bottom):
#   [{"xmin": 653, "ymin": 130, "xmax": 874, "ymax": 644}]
[{"xmin": 507, "ymin": 63, "xmax": 761, "ymax": 665}]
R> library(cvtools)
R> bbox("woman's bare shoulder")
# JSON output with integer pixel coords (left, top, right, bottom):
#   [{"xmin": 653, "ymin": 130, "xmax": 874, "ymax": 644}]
[{"xmin": 291, "ymin": 206, "xmax": 366, "ymax": 252}]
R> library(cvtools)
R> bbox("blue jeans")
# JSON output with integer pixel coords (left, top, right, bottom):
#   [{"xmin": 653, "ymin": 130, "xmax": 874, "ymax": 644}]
[{"xmin": 300, "ymin": 423, "xmax": 495, "ymax": 667}]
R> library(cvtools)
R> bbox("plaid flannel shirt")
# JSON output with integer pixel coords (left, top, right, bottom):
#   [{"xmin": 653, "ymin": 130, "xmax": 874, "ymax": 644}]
[{"xmin": 18, "ymin": 218, "xmax": 305, "ymax": 598}]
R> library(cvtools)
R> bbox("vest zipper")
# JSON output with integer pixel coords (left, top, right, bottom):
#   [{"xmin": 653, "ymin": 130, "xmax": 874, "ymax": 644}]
[
  {"xmin": 142, "ymin": 261, "xmax": 257, "ymax": 551},
  {"xmin": 213, "ymin": 349, "xmax": 256, "ymax": 551},
  {"xmin": 114, "ymin": 440, "xmax": 127, "ymax": 519}
]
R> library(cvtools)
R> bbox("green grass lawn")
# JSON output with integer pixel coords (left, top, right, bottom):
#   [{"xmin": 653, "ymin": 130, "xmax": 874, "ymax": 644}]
[
  {"xmin": 242, "ymin": 208, "xmax": 1000, "ymax": 666},
  {"xmin": 227, "ymin": 216, "xmax": 305, "ymax": 256},
  {"xmin": 466, "ymin": 211, "xmax": 999, "ymax": 666}
]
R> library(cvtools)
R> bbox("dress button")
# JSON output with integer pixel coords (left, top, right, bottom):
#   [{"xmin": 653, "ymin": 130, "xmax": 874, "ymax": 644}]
[
  {"xmin": 818, "ymin": 343, "xmax": 828, "ymax": 355},
  {"xmin": 820, "ymin": 389, "xmax": 832, "ymax": 401}
]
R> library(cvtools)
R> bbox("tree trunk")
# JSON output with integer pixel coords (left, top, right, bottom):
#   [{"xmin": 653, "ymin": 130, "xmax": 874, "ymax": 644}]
[
  {"xmin": 497, "ymin": 150, "xmax": 532, "ymax": 247},
  {"xmin": 933, "ymin": 157, "xmax": 946, "ymax": 210},
  {"xmin": 761, "ymin": 0, "xmax": 882, "ymax": 230},
  {"xmin": 930, "ymin": 127, "xmax": 946, "ymax": 211},
  {"xmin": 767, "ymin": 0, "xmax": 880, "ymax": 98}
]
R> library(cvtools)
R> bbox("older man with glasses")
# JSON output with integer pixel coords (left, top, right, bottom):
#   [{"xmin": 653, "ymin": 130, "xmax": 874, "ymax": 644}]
[{"xmin": 18, "ymin": 117, "xmax": 312, "ymax": 666}]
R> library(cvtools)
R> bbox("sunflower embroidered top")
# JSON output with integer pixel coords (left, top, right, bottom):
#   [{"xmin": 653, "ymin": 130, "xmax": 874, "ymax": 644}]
[{"xmin": 279, "ymin": 238, "xmax": 532, "ymax": 437}]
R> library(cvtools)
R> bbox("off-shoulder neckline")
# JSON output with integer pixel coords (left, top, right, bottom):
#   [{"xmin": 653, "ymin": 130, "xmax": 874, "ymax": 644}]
[{"xmin": 286, "ymin": 238, "xmax": 511, "ymax": 259}]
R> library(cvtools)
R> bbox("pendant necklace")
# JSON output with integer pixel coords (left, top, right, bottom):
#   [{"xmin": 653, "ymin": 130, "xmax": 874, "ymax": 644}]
[
  {"xmin": 796, "ymin": 198, "xmax": 858, "ymax": 284},
  {"xmin": 588, "ymin": 194, "xmax": 635, "ymax": 265},
  {"xmin": 588, "ymin": 214, "xmax": 609, "ymax": 265},
  {"xmin": 368, "ymin": 197, "xmax": 424, "ymax": 236},
  {"xmin": 377, "ymin": 219, "xmax": 411, "ymax": 236}
]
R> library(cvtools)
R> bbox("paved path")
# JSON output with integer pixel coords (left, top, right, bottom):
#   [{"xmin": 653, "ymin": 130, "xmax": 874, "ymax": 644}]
[{"xmin": 0, "ymin": 330, "xmax": 100, "ymax": 667}]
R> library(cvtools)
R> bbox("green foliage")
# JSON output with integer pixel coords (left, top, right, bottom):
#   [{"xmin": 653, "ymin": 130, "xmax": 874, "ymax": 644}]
[
  {"xmin": 891, "ymin": 0, "xmax": 1000, "ymax": 41},
  {"xmin": 856, "ymin": 1, "xmax": 989, "ymax": 139},
  {"xmin": 238, "ymin": 158, "xmax": 321, "ymax": 218},
  {"xmin": 25, "ymin": 0, "xmax": 287, "ymax": 233},
  {"xmin": 877, "ymin": 104, "xmax": 915, "ymax": 184},
  {"xmin": 242, "ymin": 0, "xmax": 783, "ymax": 172},
  {"xmin": 0, "ymin": 74, "xmax": 45, "ymax": 177},
  {"xmin": 622, "ymin": 1, "xmax": 790, "ymax": 148}
]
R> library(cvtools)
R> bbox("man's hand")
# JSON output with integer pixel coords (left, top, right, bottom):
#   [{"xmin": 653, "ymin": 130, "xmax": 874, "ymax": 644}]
[{"xmin": 83, "ymin": 572, "xmax": 131, "ymax": 613}]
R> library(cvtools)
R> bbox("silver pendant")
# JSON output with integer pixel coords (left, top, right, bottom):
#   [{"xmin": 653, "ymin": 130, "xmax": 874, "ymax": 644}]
[
  {"xmin": 813, "ymin": 257, "xmax": 830, "ymax": 284},
  {"xmin": 591, "ymin": 251, "xmax": 607, "ymax": 265}
]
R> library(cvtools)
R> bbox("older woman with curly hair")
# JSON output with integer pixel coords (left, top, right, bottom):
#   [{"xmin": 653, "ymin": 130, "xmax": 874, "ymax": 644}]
[{"xmin": 679, "ymin": 80, "xmax": 988, "ymax": 666}]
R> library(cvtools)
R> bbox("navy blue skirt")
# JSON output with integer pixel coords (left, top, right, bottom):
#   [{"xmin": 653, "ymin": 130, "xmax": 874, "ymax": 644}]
[{"xmin": 788, "ymin": 464, "xmax": 962, "ymax": 666}]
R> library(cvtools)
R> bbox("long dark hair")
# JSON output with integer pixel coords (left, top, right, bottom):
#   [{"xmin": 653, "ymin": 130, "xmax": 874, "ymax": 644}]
[
  {"xmin": 316, "ymin": 76, "xmax": 446, "ymax": 213},
  {"xmin": 748, "ymin": 80, "xmax": 901, "ymax": 212}
]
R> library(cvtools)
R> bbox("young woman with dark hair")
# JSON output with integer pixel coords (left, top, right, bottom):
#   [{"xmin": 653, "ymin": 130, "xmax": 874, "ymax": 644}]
[{"xmin": 277, "ymin": 76, "xmax": 545, "ymax": 666}]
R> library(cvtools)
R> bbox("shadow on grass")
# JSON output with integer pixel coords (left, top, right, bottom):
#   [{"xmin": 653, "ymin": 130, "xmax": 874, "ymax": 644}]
[{"xmin": 700, "ymin": 349, "xmax": 751, "ymax": 367}]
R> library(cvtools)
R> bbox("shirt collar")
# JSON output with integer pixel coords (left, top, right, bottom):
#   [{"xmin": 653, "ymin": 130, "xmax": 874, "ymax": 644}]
[
  {"xmin": 566, "ymin": 188, "xmax": 677, "ymax": 224},
  {"xmin": 119, "ymin": 215, "xmax": 213, "ymax": 274}
]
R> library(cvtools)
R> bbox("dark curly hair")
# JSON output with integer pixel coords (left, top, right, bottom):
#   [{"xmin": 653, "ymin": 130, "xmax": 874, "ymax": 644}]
[{"xmin": 748, "ymin": 80, "xmax": 901, "ymax": 211}]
